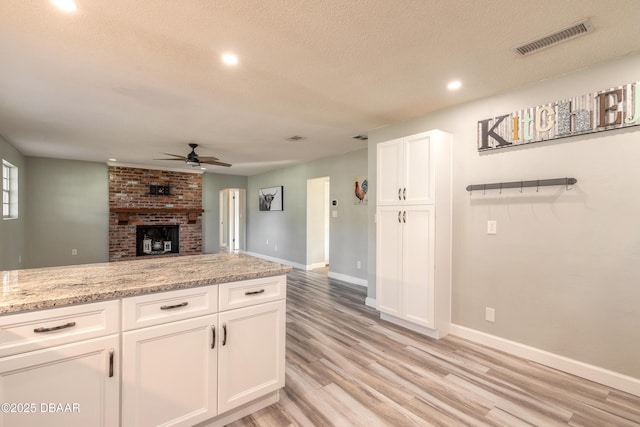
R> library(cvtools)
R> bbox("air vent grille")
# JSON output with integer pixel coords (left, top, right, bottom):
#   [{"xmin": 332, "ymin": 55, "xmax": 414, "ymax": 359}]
[
  {"xmin": 352, "ymin": 134, "xmax": 368, "ymax": 141},
  {"xmin": 285, "ymin": 135, "xmax": 305, "ymax": 141},
  {"xmin": 514, "ymin": 19, "xmax": 594, "ymax": 56}
]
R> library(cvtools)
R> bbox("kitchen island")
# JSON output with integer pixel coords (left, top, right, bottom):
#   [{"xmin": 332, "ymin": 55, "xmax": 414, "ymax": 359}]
[{"xmin": 0, "ymin": 253, "xmax": 292, "ymax": 427}]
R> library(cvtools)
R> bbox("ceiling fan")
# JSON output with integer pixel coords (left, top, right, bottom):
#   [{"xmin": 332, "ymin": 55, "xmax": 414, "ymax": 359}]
[{"xmin": 155, "ymin": 143, "xmax": 232, "ymax": 167}]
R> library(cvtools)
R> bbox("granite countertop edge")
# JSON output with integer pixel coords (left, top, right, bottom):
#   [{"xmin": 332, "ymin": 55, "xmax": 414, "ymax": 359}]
[{"xmin": 0, "ymin": 254, "xmax": 293, "ymax": 316}]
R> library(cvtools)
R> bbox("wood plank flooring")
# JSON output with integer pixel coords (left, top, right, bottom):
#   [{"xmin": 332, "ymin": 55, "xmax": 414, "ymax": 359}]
[{"xmin": 228, "ymin": 269, "xmax": 640, "ymax": 426}]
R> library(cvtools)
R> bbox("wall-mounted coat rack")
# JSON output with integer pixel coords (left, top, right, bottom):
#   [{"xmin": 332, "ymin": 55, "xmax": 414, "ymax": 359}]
[{"xmin": 466, "ymin": 177, "xmax": 577, "ymax": 193}]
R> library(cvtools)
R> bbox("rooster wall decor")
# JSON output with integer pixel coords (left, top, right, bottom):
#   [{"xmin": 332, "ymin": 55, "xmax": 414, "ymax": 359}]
[{"xmin": 354, "ymin": 177, "xmax": 368, "ymax": 204}]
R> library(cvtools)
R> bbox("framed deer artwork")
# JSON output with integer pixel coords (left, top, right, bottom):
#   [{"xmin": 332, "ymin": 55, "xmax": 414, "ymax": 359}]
[{"xmin": 259, "ymin": 186, "xmax": 283, "ymax": 211}]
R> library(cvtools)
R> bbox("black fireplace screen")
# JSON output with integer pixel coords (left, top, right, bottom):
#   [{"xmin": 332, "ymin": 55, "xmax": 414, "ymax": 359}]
[{"xmin": 136, "ymin": 225, "xmax": 179, "ymax": 256}]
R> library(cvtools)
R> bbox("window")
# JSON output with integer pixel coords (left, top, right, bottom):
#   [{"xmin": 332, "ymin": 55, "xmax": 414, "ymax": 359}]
[{"xmin": 2, "ymin": 160, "xmax": 18, "ymax": 219}]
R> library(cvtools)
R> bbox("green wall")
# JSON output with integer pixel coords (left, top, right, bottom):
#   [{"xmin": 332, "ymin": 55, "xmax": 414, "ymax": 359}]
[{"xmin": 247, "ymin": 148, "xmax": 368, "ymax": 283}]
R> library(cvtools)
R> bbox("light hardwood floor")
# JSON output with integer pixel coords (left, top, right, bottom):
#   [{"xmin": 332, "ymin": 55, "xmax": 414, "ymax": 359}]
[{"xmin": 228, "ymin": 269, "xmax": 640, "ymax": 426}]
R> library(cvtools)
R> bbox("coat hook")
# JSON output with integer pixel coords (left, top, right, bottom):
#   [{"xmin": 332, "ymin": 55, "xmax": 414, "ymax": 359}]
[
  {"xmin": 483, "ymin": 184, "xmax": 486, "ymax": 195},
  {"xmin": 536, "ymin": 180, "xmax": 539, "ymax": 192},
  {"xmin": 499, "ymin": 183, "xmax": 502, "ymax": 194},
  {"xmin": 520, "ymin": 181, "xmax": 523, "ymax": 193},
  {"xmin": 565, "ymin": 177, "xmax": 572, "ymax": 191}
]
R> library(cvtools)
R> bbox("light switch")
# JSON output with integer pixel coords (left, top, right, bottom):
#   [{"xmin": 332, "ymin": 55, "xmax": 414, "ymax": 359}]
[{"xmin": 487, "ymin": 220, "xmax": 497, "ymax": 235}]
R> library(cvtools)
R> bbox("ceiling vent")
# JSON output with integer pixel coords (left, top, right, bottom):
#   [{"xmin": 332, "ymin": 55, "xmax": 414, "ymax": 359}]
[
  {"xmin": 514, "ymin": 19, "xmax": 594, "ymax": 56},
  {"xmin": 352, "ymin": 134, "xmax": 368, "ymax": 141}
]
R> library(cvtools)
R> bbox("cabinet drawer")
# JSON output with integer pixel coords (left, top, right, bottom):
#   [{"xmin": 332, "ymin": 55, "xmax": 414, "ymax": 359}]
[
  {"xmin": 0, "ymin": 300, "xmax": 119, "ymax": 357},
  {"xmin": 122, "ymin": 286, "xmax": 217, "ymax": 331},
  {"xmin": 219, "ymin": 276, "xmax": 285, "ymax": 312}
]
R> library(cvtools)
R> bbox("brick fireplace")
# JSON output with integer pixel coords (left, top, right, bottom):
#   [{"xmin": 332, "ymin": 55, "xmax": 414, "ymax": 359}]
[{"xmin": 109, "ymin": 166, "xmax": 203, "ymax": 261}]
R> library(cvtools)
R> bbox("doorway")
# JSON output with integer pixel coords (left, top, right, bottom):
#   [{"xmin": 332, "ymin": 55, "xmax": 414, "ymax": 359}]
[
  {"xmin": 219, "ymin": 188, "xmax": 246, "ymax": 253},
  {"xmin": 306, "ymin": 177, "xmax": 330, "ymax": 273}
]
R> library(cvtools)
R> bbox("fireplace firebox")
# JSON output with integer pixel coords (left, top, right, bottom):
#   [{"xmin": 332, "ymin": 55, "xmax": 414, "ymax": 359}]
[{"xmin": 136, "ymin": 225, "xmax": 180, "ymax": 257}]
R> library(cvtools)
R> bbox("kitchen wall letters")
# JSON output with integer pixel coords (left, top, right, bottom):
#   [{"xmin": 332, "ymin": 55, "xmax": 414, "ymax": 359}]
[{"xmin": 478, "ymin": 81, "xmax": 640, "ymax": 151}]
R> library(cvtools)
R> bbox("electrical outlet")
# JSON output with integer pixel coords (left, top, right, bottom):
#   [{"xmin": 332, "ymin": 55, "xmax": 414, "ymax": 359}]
[
  {"xmin": 487, "ymin": 220, "xmax": 497, "ymax": 235},
  {"xmin": 71, "ymin": 249, "xmax": 78, "ymax": 256},
  {"xmin": 356, "ymin": 261, "xmax": 361, "ymax": 269},
  {"xmin": 266, "ymin": 239, "xmax": 269, "ymax": 245},
  {"xmin": 485, "ymin": 307, "xmax": 495, "ymax": 322},
  {"xmin": 274, "ymin": 245, "xmax": 278, "ymax": 252}
]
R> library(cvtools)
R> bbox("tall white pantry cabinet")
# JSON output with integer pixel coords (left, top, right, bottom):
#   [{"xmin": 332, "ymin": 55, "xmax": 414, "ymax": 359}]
[{"xmin": 376, "ymin": 130, "xmax": 452, "ymax": 339}]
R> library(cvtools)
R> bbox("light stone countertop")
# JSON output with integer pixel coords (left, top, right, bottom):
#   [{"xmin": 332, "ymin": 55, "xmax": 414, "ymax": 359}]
[{"xmin": 0, "ymin": 253, "xmax": 292, "ymax": 315}]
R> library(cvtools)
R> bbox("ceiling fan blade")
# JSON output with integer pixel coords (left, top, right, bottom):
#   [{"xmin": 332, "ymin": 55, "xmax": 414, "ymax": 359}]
[
  {"xmin": 160, "ymin": 153, "xmax": 188, "ymax": 159},
  {"xmin": 202, "ymin": 160, "xmax": 232, "ymax": 167},
  {"xmin": 197, "ymin": 155, "xmax": 220, "ymax": 161}
]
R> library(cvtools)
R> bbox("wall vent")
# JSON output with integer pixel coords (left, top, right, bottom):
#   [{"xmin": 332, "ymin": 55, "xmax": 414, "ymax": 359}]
[
  {"xmin": 352, "ymin": 134, "xmax": 368, "ymax": 141},
  {"xmin": 514, "ymin": 19, "xmax": 594, "ymax": 56}
]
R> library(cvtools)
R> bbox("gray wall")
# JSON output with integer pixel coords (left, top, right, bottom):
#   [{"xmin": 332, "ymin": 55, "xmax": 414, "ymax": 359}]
[
  {"xmin": 0, "ymin": 136, "xmax": 26, "ymax": 270},
  {"xmin": 368, "ymin": 53, "xmax": 640, "ymax": 378},
  {"xmin": 25, "ymin": 157, "xmax": 109, "ymax": 268},
  {"xmin": 202, "ymin": 173, "xmax": 248, "ymax": 254},
  {"xmin": 247, "ymin": 148, "xmax": 368, "ymax": 281}
]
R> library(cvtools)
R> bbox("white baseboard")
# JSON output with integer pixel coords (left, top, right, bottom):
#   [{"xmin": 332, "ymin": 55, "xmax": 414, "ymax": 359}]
[
  {"xmin": 306, "ymin": 262, "xmax": 327, "ymax": 270},
  {"xmin": 449, "ymin": 324, "xmax": 640, "ymax": 397},
  {"xmin": 244, "ymin": 252, "xmax": 306, "ymax": 270},
  {"xmin": 244, "ymin": 253, "xmax": 369, "ymax": 289},
  {"xmin": 365, "ymin": 297, "xmax": 377, "ymax": 308},
  {"xmin": 328, "ymin": 271, "xmax": 368, "ymax": 287}
]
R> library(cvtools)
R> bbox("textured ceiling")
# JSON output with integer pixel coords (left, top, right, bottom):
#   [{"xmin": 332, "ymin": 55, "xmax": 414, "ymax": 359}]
[{"xmin": 1, "ymin": 1, "xmax": 639, "ymax": 175}]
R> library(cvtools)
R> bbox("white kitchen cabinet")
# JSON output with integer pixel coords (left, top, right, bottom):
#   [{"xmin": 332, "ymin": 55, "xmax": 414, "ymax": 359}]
[
  {"xmin": 376, "ymin": 131, "xmax": 436, "ymax": 206},
  {"xmin": 121, "ymin": 314, "xmax": 218, "ymax": 427},
  {"xmin": 0, "ymin": 301, "xmax": 119, "ymax": 427},
  {"xmin": 121, "ymin": 275, "xmax": 287, "ymax": 427},
  {"xmin": 376, "ymin": 129, "xmax": 451, "ymax": 339},
  {"xmin": 217, "ymin": 299, "xmax": 286, "ymax": 414}
]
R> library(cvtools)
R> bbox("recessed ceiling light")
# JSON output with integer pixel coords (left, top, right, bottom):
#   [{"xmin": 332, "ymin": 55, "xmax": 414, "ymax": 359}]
[
  {"xmin": 221, "ymin": 53, "xmax": 239, "ymax": 66},
  {"xmin": 447, "ymin": 80, "xmax": 462, "ymax": 91},
  {"xmin": 51, "ymin": 0, "xmax": 78, "ymax": 12}
]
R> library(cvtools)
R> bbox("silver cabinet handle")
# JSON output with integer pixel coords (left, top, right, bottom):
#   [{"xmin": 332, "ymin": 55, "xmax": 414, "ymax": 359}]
[
  {"xmin": 403, "ymin": 188, "xmax": 406, "ymax": 200},
  {"xmin": 33, "ymin": 321, "xmax": 76, "ymax": 333},
  {"xmin": 398, "ymin": 188, "xmax": 402, "ymax": 200},
  {"xmin": 222, "ymin": 323, "xmax": 227, "ymax": 346},
  {"xmin": 211, "ymin": 325, "xmax": 216, "ymax": 349},
  {"xmin": 245, "ymin": 289, "xmax": 265, "ymax": 296},
  {"xmin": 160, "ymin": 302, "xmax": 188, "ymax": 310},
  {"xmin": 398, "ymin": 211, "xmax": 401, "ymax": 223},
  {"xmin": 108, "ymin": 349, "xmax": 114, "ymax": 378},
  {"xmin": 403, "ymin": 211, "xmax": 406, "ymax": 223}
]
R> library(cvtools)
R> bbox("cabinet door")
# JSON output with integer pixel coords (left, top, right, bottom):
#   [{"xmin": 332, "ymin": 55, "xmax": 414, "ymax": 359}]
[
  {"xmin": 402, "ymin": 205, "xmax": 436, "ymax": 328},
  {"xmin": 376, "ymin": 138, "xmax": 404, "ymax": 205},
  {"xmin": 218, "ymin": 300, "xmax": 285, "ymax": 414},
  {"xmin": 376, "ymin": 206, "xmax": 404, "ymax": 316},
  {"xmin": 122, "ymin": 314, "xmax": 218, "ymax": 427},
  {"xmin": 404, "ymin": 132, "xmax": 435, "ymax": 205},
  {"xmin": 0, "ymin": 335, "xmax": 119, "ymax": 427}
]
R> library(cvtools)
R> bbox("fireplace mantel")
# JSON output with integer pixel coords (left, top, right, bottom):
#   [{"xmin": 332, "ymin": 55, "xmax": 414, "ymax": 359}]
[{"xmin": 111, "ymin": 208, "xmax": 204, "ymax": 225}]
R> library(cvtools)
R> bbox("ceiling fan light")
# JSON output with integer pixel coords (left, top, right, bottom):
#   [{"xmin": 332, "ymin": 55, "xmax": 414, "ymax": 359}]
[{"xmin": 186, "ymin": 160, "xmax": 200, "ymax": 166}]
